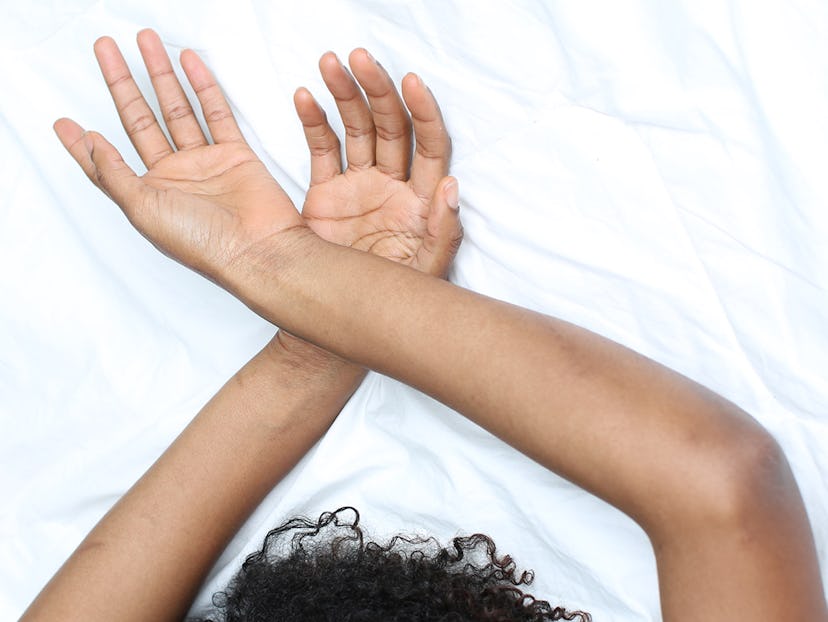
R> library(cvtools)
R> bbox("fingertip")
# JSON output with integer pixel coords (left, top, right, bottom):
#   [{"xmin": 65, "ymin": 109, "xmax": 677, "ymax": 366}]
[
  {"xmin": 402, "ymin": 73, "xmax": 440, "ymax": 121},
  {"xmin": 93, "ymin": 35, "xmax": 113, "ymax": 49},
  {"xmin": 348, "ymin": 47, "xmax": 368, "ymax": 65},
  {"xmin": 180, "ymin": 48, "xmax": 213, "ymax": 89},
  {"xmin": 92, "ymin": 35, "xmax": 119, "ymax": 62},
  {"xmin": 442, "ymin": 176, "xmax": 459, "ymax": 211},
  {"xmin": 293, "ymin": 87, "xmax": 325, "ymax": 121},
  {"xmin": 136, "ymin": 28, "xmax": 158, "ymax": 43},
  {"xmin": 293, "ymin": 87, "xmax": 310, "ymax": 114},
  {"xmin": 402, "ymin": 72, "xmax": 422, "ymax": 89},
  {"xmin": 319, "ymin": 50, "xmax": 341, "ymax": 71},
  {"xmin": 52, "ymin": 117, "xmax": 71, "ymax": 134},
  {"xmin": 53, "ymin": 118, "xmax": 85, "ymax": 148},
  {"xmin": 137, "ymin": 29, "xmax": 166, "ymax": 63},
  {"xmin": 348, "ymin": 48, "xmax": 386, "ymax": 82},
  {"xmin": 179, "ymin": 48, "xmax": 198, "ymax": 68}
]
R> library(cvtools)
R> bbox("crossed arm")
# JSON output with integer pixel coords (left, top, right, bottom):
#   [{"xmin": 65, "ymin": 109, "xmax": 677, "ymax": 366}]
[
  {"xmin": 25, "ymin": 29, "xmax": 828, "ymax": 622},
  {"xmin": 26, "ymin": 30, "xmax": 460, "ymax": 622}
]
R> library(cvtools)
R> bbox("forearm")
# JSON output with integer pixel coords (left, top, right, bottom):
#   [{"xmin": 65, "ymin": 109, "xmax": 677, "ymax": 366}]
[
  {"xmin": 22, "ymin": 334, "xmax": 364, "ymax": 622},
  {"xmin": 230, "ymin": 230, "xmax": 827, "ymax": 621},
  {"xmin": 234, "ymin": 231, "xmax": 753, "ymax": 520}
]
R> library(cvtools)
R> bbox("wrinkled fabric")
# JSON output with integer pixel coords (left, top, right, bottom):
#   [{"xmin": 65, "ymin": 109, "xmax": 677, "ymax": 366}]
[{"xmin": 1, "ymin": 2, "xmax": 826, "ymax": 619}]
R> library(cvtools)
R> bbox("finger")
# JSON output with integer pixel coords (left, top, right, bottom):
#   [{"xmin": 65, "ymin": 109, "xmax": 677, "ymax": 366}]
[
  {"xmin": 136, "ymin": 29, "xmax": 207, "ymax": 150},
  {"xmin": 348, "ymin": 48, "xmax": 412, "ymax": 180},
  {"xmin": 401, "ymin": 73, "xmax": 452, "ymax": 201},
  {"xmin": 293, "ymin": 87, "xmax": 342, "ymax": 186},
  {"xmin": 54, "ymin": 117, "xmax": 100, "ymax": 187},
  {"xmin": 93, "ymin": 35, "xmax": 173, "ymax": 168},
  {"xmin": 416, "ymin": 176, "xmax": 463, "ymax": 278},
  {"xmin": 54, "ymin": 118, "xmax": 146, "ymax": 214},
  {"xmin": 318, "ymin": 51, "xmax": 375, "ymax": 170},
  {"xmin": 180, "ymin": 48, "xmax": 245, "ymax": 144}
]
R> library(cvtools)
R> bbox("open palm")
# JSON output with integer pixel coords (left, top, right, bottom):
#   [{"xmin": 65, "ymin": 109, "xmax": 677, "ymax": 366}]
[
  {"xmin": 294, "ymin": 49, "xmax": 461, "ymax": 277},
  {"xmin": 54, "ymin": 33, "xmax": 460, "ymax": 285},
  {"xmin": 54, "ymin": 30, "xmax": 304, "ymax": 281}
]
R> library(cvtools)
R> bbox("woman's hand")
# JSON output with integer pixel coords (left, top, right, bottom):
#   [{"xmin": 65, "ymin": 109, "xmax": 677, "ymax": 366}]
[
  {"xmin": 294, "ymin": 49, "xmax": 462, "ymax": 278},
  {"xmin": 272, "ymin": 49, "xmax": 462, "ymax": 354},
  {"xmin": 53, "ymin": 29, "xmax": 306, "ymax": 283}
]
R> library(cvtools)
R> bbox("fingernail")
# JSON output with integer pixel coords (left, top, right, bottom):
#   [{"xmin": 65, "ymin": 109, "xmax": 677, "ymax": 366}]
[{"xmin": 444, "ymin": 179, "xmax": 459, "ymax": 210}]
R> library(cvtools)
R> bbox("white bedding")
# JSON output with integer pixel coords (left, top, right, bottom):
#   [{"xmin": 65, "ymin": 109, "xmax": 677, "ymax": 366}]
[{"xmin": 1, "ymin": 1, "xmax": 826, "ymax": 619}]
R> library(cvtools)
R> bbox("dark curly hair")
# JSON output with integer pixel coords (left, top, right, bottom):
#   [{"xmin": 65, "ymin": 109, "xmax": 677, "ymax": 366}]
[{"xmin": 192, "ymin": 507, "xmax": 590, "ymax": 622}]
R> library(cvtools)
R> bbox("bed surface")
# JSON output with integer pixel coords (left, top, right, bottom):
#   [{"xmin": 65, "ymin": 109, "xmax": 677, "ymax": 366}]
[{"xmin": 1, "ymin": 1, "xmax": 826, "ymax": 619}]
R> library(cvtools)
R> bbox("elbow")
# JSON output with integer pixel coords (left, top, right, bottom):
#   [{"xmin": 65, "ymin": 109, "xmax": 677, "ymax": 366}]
[
  {"xmin": 679, "ymin": 417, "xmax": 800, "ymax": 532},
  {"xmin": 646, "ymin": 412, "xmax": 828, "ymax": 619},
  {"xmin": 646, "ymin": 411, "xmax": 804, "ymax": 543},
  {"xmin": 711, "ymin": 427, "xmax": 795, "ymax": 522}
]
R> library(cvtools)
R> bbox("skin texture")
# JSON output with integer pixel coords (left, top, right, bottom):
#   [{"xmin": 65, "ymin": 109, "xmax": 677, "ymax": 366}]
[
  {"xmin": 296, "ymin": 50, "xmax": 461, "ymax": 274},
  {"xmin": 27, "ymin": 30, "xmax": 459, "ymax": 622},
  {"xmin": 34, "ymin": 28, "xmax": 828, "ymax": 622}
]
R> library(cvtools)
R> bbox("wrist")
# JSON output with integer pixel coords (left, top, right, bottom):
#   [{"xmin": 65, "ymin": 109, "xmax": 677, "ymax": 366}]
[
  {"xmin": 265, "ymin": 330, "xmax": 364, "ymax": 378},
  {"xmin": 229, "ymin": 331, "xmax": 365, "ymax": 436},
  {"xmin": 222, "ymin": 224, "xmax": 322, "ymax": 321}
]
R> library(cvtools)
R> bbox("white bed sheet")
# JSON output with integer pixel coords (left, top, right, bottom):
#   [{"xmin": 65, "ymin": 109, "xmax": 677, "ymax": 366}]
[{"xmin": 1, "ymin": 1, "xmax": 826, "ymax": 619}]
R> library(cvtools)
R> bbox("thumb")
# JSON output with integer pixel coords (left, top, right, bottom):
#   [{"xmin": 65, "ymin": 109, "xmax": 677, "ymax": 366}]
[
  {"xmin": 416, "ymin": 176, "xmax": 463, "ymax": 278},
  {"xmin": 82, "ymin": 131, "xmax": 146, "ymax": 213}
]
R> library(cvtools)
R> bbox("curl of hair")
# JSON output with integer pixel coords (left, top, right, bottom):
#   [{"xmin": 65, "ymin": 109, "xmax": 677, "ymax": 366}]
[{"xmin": 192, "ymin": 507, "xmax": 590, "ymax": 622}]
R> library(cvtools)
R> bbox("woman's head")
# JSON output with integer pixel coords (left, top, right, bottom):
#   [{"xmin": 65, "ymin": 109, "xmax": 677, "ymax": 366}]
[{"xmin": 194, "ymin": 507, "xmax": 590, "ymax": 622}]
